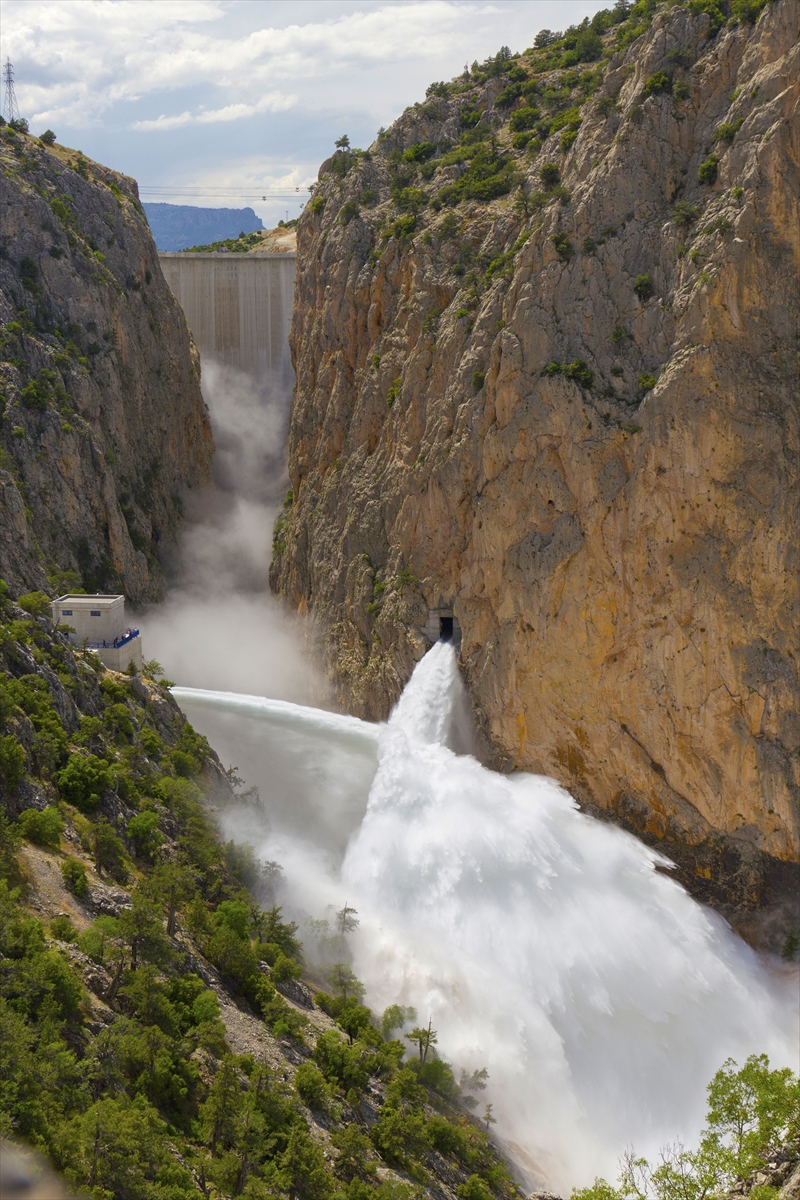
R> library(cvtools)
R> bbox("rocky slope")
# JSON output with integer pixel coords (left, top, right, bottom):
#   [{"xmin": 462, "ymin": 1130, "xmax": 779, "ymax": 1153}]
[
  {"xmin": 0, "ymin": 597, "xmax": 519, "ymax": 1199},
  {"xmin": 0, "ymin": 125, "xmax": 213, "ymax": 603},
  {"xmin": 271, "ymin": 0, "xmax": 799, "ymax": 943}
]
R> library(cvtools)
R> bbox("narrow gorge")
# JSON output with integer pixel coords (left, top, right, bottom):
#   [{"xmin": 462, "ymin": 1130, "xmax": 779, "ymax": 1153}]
[
  {"xmin": 0, "ymin": 0, "xmax": 798, "ymax": 1196},
  {"xmin": 270, "ymin": 0, "xmax": 799, "ymax": 947}
]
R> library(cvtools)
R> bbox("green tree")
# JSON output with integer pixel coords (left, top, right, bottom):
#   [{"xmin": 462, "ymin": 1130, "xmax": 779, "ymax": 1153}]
[
  {"xmin": 405, "ymin": 1018, "xmax": 437, "ymax": 1065},
  {"xmin": 295, "ymin": 1062, "xmax": 330, "ymax": 1111},
  {"xmin": 143, "ymin": 861, "xmax": 196, "ymax": 936},
  {"xmin": 92, "ymin": 817, "xmax": 127, "ymax": 879},
  {"xmin": 272, "ymin": 950, "xmax": 302, "ymax": 983},
  {"xmin": 328, "ymin": 963, "xmax": 365, "ymax": 1001},
  {"xmin": 127, "ymin": 810, "xmax": 164, "ymax": 860},
  {"xmin": 259, "ymin": 906, "xmax": 302, "ymax": 960},
  {"xmin": 200, "ymin": 1056, "xmax": 243, "ymax": 1151},
  {"xmin": 63, "ymin": 1096, "xmax": 169, "ymax": 1199},
  {"xmin": 331, "ymin": 1122, "xmax": 377, "ymax": 1182},
  {"xmin": 61, "ymin": 857, "xmax": 88, "ymax": 897},
  {"xmin": 278, "ymin": 1124, "xmax": 333, "ymax": 1200},
  {"xmin": 117, "ymin": 889, "xmax": 172, "ymax": 970},
  {"xmin": 0, "ymin": 735, "xmax": 26, "ymax": 790},
  {"xmin": 702, "ymin": 1054, "xmax": 800, "ymax": 1179},
  {"xmin": 0, "ymin": 811, "xmax": 22, "ymax": 881},
  {"xmin": 381, "ymin": 1003, "xmax": 417, "ymax": 1040},
  {"xmin": 215, "ymin": 898, "xmax": 252, "ymax": 939},
  {"xmin": 206, "ymin": 922, "xmax": 258, "ymax": 988},
  {"xmin": 17, "ymin": 806, "xmax": 64, "ymax": 848},
  {"xmin": 57, "ymin": 752, "xmax": 112, "ymax": 810}
]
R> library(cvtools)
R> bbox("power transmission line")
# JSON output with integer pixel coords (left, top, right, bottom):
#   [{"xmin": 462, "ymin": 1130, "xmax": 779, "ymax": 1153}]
[
  {"xmin": 3, "ymin": 58, "xmax": 20, "ymax": 124},
  {"xmin": 139, "ymin": 186, "xmax": 310, "ymax": 200}
]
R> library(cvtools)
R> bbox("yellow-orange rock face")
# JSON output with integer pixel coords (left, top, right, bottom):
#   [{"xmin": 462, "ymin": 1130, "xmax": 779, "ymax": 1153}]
[{"xmin": 272, "ymin": 1, "xmax": 799, "ymax": 940}]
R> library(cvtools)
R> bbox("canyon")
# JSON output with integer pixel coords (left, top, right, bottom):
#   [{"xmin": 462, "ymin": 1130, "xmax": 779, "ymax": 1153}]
[{"xmin": 271, "ymin": 0, "xmax": 799, "ymax": 944}]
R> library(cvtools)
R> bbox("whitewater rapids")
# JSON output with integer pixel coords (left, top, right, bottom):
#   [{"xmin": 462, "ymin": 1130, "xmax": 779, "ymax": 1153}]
[{"xmin": 173, "ymin": 642, "xmax": 799, "ymax": 1190}]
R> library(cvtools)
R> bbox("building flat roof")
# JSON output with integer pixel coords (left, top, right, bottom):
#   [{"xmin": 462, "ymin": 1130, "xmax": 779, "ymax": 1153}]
[{"xmin": 55, "ymin": 594, "xmax": 124, "ymax": 603}]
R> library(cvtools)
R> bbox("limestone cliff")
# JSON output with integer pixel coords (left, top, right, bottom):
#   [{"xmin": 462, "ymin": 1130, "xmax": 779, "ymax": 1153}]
[
  {"xmin": 0, "ymin": 126, "xmax": 213, "ymax": 602},
  {"xmin": 271, "ymin": 0, "xmax": 799, "ymax": 940}
]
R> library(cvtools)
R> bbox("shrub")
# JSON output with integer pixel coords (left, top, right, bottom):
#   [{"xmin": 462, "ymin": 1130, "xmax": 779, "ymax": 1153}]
[
  {"xmin": 396, "ymin": 186, "xmax": 425, "ymax": 213},
  {"xmin": 639, "ymin": 373, "xmax": 656, "ymax": 390},
  {"xmin": 689, "ymin": 0, "xmax": 727, "ymax": 32},
  {"xmin": 127, "ymin": 810, "xmax": 163, "ymax": 860},
  {"xmin": 551, "ymin": 232, "xmax": 574, "ymax": 259},
  {"xmin": 0, "ymin": 735, "xmax": 26, "ymax": 790},
  {"xmin": 18, "ymin": 591, "xmax": 51, "ymax": 616},
  {"xmin": 61, "ymin": 857, "xmax": 88, "ymax": 897},
  {"xmin": 633, "ymin": 273, "xmax": 654, "ymax": 300},
  {"xmin": 611, "ymin": 324, "xmax": 627, "ymax": 346},
  {"xmin": 731, "ymin": 0, "xmax": 769, "ymax": 21},
  {"xmin": 698, "ymin": 155, "xmax": 720, "ymax": 184},
  {"xmin": 560, "ymin": 129, "xmax": 579, "ymax": 151},
  {"xmin": 389, "ymin": 214, "xmax": 416, "ymax": 242},
  {"xmin": 18, "ymin": 806, "xmax": 64, "ymax": 848},
  {"xmin": 20, "ymin": 381, "xmax": 47, "ymax": 410},
  {"xmin": 458, "ymin": 1177, "xmax": 493, "ymax": 1200},
  {"xmin": 471, "ymin": 370, "xmax": 485, "ymax": 390},
  {"xmin": 714, "ymin": 118, "xmax": 744, "ymax": 143},
  {"xmin": 309, "ymin": 195, "xmax": 325, "ymax": 215},
  {"xmin": 564, "ymin": 359, "xmax": 594, "ymax": 388},
  {"xmin": 50, "ymin": 914, "xmax": 78, "ymax": 942},
  {"xmin": 673, "ymin": 200, "xmax": 702, "ymax": 227},
  {"xmin": 56, "ymin": 753, "xmax": 111, "ymax": 810},
  {"xmin": 540, "ymin": 162, "xmax": 560, "ymax": 188},
  {"xmin": 39, "ymin": 129, "xmax": 56, "ymax": 145},
  {"xmin": 295, "ymin": 1062, "xmax": 330, "ymax": 1110},
  {"xmin": 595, "ymin": 96, "xmax": 618, "ymax": 117},
  {"xmin": 271, "ymin": 951, "xmax": 302, "ymax": 982},
  {"xmin": 339, "ymin": 199, "xmax": 360, "ymax": 225},
  {"xmin": 402, "ymin": 141, "xmax": 435, "ymax": 163},
  {"xmin": 386, "ymin": 377, "xmax": 401, "ymax": 407},
  {"xmin": 642, "ymin": 71, "xmax": 672, "ymax": 98},
  {"xmin": 509, "ymin": 106, "xmax": 540, "ymax": 132}
]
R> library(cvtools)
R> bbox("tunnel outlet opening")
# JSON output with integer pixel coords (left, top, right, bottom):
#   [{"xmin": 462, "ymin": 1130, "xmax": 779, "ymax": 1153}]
[{"xmin": 439, "ymin": 616, "xmax": 454, "ymax": 643}]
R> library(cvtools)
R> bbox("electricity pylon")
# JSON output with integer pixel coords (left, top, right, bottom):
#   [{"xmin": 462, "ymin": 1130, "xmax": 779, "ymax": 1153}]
[{"xmin": 3, "ymin": 59, "xmax": 20, "ymax": 125}]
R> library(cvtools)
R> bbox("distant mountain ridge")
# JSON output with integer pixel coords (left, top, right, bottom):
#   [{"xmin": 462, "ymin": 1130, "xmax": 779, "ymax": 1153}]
[{"xmin": 143, "ymin": 202, "xmax": 264, "ymax": 251}]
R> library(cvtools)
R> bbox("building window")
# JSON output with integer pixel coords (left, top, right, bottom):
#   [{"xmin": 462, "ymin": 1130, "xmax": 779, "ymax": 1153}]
[
  {"xmin": 62, "ymin": 610, "xmax": 73, "ymax": 616},
  {"xmin": 90, "ymin": 611, "xmax": 101, "ymax": 617}
]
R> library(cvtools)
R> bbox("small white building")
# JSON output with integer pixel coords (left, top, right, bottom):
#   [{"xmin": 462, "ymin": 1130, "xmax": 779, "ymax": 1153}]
[{"xmin": 50, "ymin": 594, "xmax": 143, "ymax": 674}]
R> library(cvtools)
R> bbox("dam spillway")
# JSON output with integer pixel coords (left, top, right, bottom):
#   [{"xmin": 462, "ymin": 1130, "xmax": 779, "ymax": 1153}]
[{"xmin": 158, "ymin": 251, "xmax": 296, "ymax": 384}]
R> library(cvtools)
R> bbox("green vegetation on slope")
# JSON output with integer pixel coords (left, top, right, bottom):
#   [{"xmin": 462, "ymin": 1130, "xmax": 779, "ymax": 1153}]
[
  {"xmin": 574, "ymin": 1055, "xmax": 800, "ymax": 1200},
  {"xmin": 0, "ymin": 584, "xmax": 519, "ymax": 1199}
]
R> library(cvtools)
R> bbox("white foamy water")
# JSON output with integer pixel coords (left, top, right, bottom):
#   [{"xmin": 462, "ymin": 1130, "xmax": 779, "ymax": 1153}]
[{"xmin": 175, "ymin": 643, "xmax": 798, "ymax": 1191}]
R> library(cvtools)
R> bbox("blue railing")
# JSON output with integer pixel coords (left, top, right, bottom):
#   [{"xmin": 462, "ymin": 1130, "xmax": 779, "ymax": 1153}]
[{"xmin": 69, "ymin": 630, "xmax": 140, "ymax": 650}]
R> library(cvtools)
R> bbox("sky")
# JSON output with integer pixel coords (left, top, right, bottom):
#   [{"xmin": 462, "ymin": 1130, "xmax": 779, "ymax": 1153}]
[{"xmin": 1, "ymin": 0, "xmax": 609, "ymax": 227}]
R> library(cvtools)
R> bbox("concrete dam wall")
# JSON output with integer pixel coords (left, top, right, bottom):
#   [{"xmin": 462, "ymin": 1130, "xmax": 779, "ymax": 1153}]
[{"xmin": 158, "ymin": 252, "xmax": 296, "ymax": 383}]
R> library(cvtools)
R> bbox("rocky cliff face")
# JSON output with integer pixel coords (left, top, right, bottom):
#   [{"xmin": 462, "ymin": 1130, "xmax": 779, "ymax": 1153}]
[
  {"xmin": 0, "ymin": 126, "xmax": 213, "ymax": 603},
  {"xmin": 272, "ymin": 0, "xmax": 799, "ymax": 941}
]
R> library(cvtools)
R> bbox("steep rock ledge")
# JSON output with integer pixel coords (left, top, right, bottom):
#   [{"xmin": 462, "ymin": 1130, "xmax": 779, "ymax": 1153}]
[
  {"xmin": 272, "ymin": 0, "xmax": 799, "ymax": 943},
  {"xmin": 0, "ymin": 127, "xmax": 213, "ymax": 601}
]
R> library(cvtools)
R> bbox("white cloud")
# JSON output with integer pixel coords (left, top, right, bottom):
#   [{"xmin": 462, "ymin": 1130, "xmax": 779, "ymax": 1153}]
[
  {"xmin": 132, "ymin": 110, "xmax": 193, "ymax": 132},
  {"xmin": 133, "ymin": 91, "xmax": 297, "ymax": 132},
  {"xmin": 5, "ymin": 0, "xmax": 598, "ymax": 129},
  {"xmin": 2, "ymin": 0, "xmax": 608, "ymax": 226}
]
